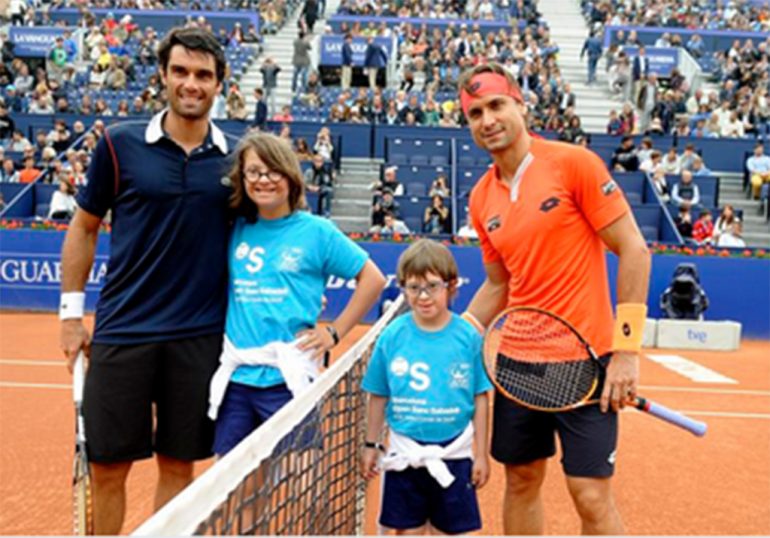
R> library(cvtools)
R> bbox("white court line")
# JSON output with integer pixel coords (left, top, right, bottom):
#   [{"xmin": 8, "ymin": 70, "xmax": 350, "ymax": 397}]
[
  {"xmin": 0, "ymin": 360, "xmax": 63, "ymax": 366},
  {"xmin": 0, "ymin": 381, "xmax": 70, "ymax": 390},
  {"xmin": 638, "ymin": 385, "xmax": 770, "ymax": 397},
  {"xmin": 645, "ymin": 354, "xmax": 738, "ymax": 384},
  {"xmin": 628, "ymin": 409, "xmax": 770, "ymax": 420}
]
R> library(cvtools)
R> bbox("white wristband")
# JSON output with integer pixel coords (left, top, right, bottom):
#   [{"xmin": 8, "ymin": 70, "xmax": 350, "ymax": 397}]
[{"xmin": 59, "ymin": 292, "xmax": 86, "ymax": 320}]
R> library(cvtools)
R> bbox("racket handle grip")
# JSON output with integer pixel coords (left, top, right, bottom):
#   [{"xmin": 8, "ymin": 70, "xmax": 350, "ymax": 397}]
[
  {"xmin": 73, "ymin": 352, "xmax": 86, "ymax": 403},
  {"xmin": 635, "ymin": 397, "xmax": 707, "ymax": 437}
]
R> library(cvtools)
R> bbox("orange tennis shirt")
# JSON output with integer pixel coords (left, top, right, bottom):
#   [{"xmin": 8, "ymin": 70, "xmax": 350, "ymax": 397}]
[{"xmin": 469, "ymin": 138, "xmax": 630, "ymax": 356}]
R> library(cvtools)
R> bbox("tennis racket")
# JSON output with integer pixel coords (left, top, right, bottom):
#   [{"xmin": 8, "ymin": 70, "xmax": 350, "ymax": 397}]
[
  {"xmin": 483, "ymin": 307, "xmax": 707, "ymax": 437},
  {"xmin": 72, "ymin": 352, "xmax": 93, "ymax": 535}
]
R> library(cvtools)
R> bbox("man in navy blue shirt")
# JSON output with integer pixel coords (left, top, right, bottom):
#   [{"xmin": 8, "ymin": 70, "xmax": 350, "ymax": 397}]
[
  {"xmin": 341, "ymin": 33, "xmax": 354, "ymax": 90},
  {"xmin": 59, "ymin": 27, "xmax": 232, "ymax": 534}
]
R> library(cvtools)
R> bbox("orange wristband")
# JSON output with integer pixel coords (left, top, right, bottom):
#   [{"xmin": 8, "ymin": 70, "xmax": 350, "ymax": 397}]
[
  {"xmin": 461, "ymin": 311, "xmax": 485, "ymax": 334},
  {"xmin": 612, "ymin": 303, "xmax": 648, "ymax": 352}
]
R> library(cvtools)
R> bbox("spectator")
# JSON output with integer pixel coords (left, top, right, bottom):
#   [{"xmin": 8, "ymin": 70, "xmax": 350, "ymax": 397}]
[
  {"xmin": 48, "ymin": 179, "xmax": 77, "ymax": 220},
  {"xmin": 660, "ymin": 147, "xmax": 681, "ymax": 174},
  {"xmin": 225, "ymin": 85, "xmax": 249, "ymax": 120},
  {"xmin": 364, "ymin": 37, "xmax": 387, "ymax": 89},
  {"xmin": 457, "ymin": 218, "xmax": 478, "ymax": 239},
  {"xmin": 606, "ymin": 109, "xmax": 624, "ymax": 135},
  {"xmin": 294, "ymin": 138, "xmax": 313, "ymax": 160},
  {"xmin": 608, "ymin": 53, "xmax": 631, "ymax": 102},
  {"xmin": 671, "ymin": 170, "xmax": 701, "ymax": 209},
  {"xmin": 691, "ymin": 156, "xmax": 712, "ymax": 176},
  {"xmin": 375, "ymin": 211, "xmax": 410, "ymax": 235},
  {"xmin": 639, "ymin": 150, "xmax": 662, "ymax": 175},
  {"xmin": 712, "ymin": 205, "xmax": 739, "ymax": 243},
  {"xmin": 313, "ymin": 127, "xmax": 334, "ymax": 161},
  {"xmin": 619, "ymin": 102, "xmax": 637, "ymax": 134},
  {"xmin": 341, "ymin": 34, "xmax": 354, "ymax": 90},
  {"xmin": 259, "ymin": 57, "xmax": 281, "ymax": 115},
  {"xmin": 650, "ymin": 168, "xmax": 670, "ymax": 202},
  {"xmin": 18, "ymin": 156, "xmax": 41, "ymax": 183},
  {"xmin": 428, "ymin": 174, "xmax": 450, "ymax": 198},
  {"xmin": 377, "ymin": 165, "xmax": 404, "ymax": 196},
  {"xmin": 721, "ymin": 110, "xmax": 745, "ymax": 138},
  {"xmin": 691, "ymin": 209, "xmax": 714, "ymax": 245},
  {"xmin": 637, "ymin": 73, "xmax": 657, "ymax": 133},
  {"xmin": 292, "ymin": 31, "xmax": 312, "ymax": 93},
  {"xmin": 716, "ymin": 221, "xmax": 746, "ymax": 248},
  {"xmin": 580, "ymin": 29, "xmax": 603, "ymax": 85},
  {"xmin": 678, "ymin": 143, "xmax": 699, "ymax": 172},
  {"xmin": 747, "ymin": 143, "xmax": 770, "ymax": 199},
  {"xmin": 423, "ymin": 195, "xmax": 450, "ymax": 234},
  {"xmin": 302, "ymin": 0, "xmax": 319, "ymax": 33},
  {"xmin": 610, "ymin": 135, "xmax": 639, "ymax": 172},
  {"xmin": 252, "ymin": 88, "xmax": 268, "ymax": 130},
  {"xmin": 0, "ymin": 103, "xmax": 14, "ymax": 140},
  {"xmin": 303, "ymin": 152, "xmax": 335, "ymax": 217},
  {"xmin": 632, "ymin": 46, "xmax": 650, "ymax": 102},
  {"xmin": 674, "ymin": 206, "xmax": 693, "ymax": 239},
  {"xmin": 560, "ymin": 116, "xmax": 585, "ymax": 143},
  {"xmin": 272, "ymin": 105, "xmax": 294, "ymax": 123},
  {"xmin": 371, "ymin": 189, "xmax": 400, "ymax": 228},
  {"xmin": 0, "ymin": 158, "xmax": 19, "ymax": 183}
]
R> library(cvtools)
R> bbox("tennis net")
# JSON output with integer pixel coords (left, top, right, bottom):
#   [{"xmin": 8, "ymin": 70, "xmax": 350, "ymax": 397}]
[{"xmin": 132, "ymin": 294, "xmax": 405, "ymax": 536}]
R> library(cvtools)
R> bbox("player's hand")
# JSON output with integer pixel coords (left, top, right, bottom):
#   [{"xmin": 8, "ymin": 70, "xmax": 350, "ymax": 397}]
[
  {"xmin": 61, "ymin": 319, "xmax": 91, "ymax": 374},
  {"xmin": 360, "ymin": 448, "xmax": 380, "ymax": 480},
  {"xmin": 471, "ymin": 455, "xmax": 490, "ymax": 489},
  {"xmin": 295, "ymin": 327, "xmax": 335, "ymax": 360},
  {"xmin": 601, "ymin": 351, "xmax": 639, "ymax": 413}
]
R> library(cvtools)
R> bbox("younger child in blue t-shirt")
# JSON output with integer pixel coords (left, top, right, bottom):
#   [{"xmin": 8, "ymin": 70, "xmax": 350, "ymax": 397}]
[{"xmin": 361, "ymin": 239, "xmax": 492, "ymax": 535}]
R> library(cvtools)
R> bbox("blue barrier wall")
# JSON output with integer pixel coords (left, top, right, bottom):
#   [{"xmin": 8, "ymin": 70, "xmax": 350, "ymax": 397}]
[
  {"xmin": 2, "ymin": 230, "xmax": 768, "ymax": 338},
  {"xmin": 602, "ymin": 25, "xmax": 768, "ymax": 51},
  {"xmin": 50, "ymin": 7, "xmax": 259, "ymax": 33},
  {"xmin": 327, "ymin": 15, "xmax": 516, "ymax": 34}
]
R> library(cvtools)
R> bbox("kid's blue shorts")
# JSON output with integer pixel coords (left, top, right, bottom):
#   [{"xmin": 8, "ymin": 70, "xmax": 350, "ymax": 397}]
[{"xmin": 379, "ymin": 457, "xmax": 482, "ymax": 534}]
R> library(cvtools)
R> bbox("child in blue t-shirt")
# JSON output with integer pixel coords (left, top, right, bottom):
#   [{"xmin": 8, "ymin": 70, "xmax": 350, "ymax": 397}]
[
  {"xmin": 208, "ymin": 132, "xmax": 386, "ymax": 455},
  {"xmin": 361, "ymin": 239, "xmax": 493, "ymax": 535}
]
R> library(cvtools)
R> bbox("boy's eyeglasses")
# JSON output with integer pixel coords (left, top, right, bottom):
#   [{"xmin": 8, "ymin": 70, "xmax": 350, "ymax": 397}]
[
  {"xmin": 402, "ymin": 281, "xmax": 448, "ymax": 297},
  {"xmin": 244, "ymin": 168, "xmax": 284, "ymax": 183}
]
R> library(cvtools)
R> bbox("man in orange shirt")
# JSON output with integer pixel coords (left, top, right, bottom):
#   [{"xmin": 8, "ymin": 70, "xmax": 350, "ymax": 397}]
[
  {"xmin": 18, "ymin": 156, "xmax": 41, "ymax": 183},
  {"xmin": 459, "ymin": 63, "xmax": 651, "ymax": 534}
]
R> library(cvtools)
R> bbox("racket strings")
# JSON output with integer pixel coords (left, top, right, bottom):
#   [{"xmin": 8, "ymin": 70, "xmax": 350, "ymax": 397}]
[{"xmin": 488, "ymin": 309, "xmax": 599, "ymax": 410}]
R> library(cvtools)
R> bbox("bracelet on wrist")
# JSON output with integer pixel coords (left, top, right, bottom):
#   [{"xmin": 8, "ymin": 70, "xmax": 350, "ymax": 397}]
[
  {"xmin": 326, "ymin": 325, "xmax": 340, "ymax": 346},
  {"xmin": 364, "ymin": 441, "xmax": 385, "ymax": 452}
]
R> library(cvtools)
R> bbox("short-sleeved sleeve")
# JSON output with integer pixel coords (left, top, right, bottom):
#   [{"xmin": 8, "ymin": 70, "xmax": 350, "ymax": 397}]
[
  {"xmin": 322, "ymin": 223, "xmax": 369, "ymax": 279},
  {"xmin": 471, "ymin": 331, "xmax": 493, "ymax": 394},
  {"xmin": 75, "ymin": 132, "xmax": 117, "ymax": 218},
  {"xmin": 572, "ymin": 147, "xmax": 630, "ymax": 232},
  {"xmin": 469, "ymin": 180, "xmax": 503, "ymax": 265},
  {"xmin": 361, "ymin": 333, "xmax": 390, "ymax": 397}
]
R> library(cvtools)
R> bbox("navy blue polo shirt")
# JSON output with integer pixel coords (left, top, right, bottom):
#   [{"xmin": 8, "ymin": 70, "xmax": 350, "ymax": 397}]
[{"xmin": 76, "ymin": 111, "xmax": 233, "ymax": 344}]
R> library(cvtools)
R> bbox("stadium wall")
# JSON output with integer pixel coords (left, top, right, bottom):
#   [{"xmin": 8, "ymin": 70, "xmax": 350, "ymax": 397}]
[{"xmin": 1, "ymin": 230, "xmax": 768, "ymax": 339}]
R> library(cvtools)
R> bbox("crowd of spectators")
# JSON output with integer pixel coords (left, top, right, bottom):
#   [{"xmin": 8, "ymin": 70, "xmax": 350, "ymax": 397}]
[{"xmin": 590, "ymin": 1, "xmax": 770, "ymax": 141}]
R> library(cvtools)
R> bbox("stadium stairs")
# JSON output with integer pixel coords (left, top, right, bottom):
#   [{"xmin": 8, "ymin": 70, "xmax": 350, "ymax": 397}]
[
  {"xmin": 239, "ymin": 0, "xmax": 344, "ymax": 115},
  {"xmin": 539, "ymin": 0, "xmax": 615, "ymax": 133},
  {"xmin": 332, "ymin": 157, "xmax": 382, "ymax": 233}
]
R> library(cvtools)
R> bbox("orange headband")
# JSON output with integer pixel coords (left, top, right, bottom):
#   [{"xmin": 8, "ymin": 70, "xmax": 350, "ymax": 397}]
[{"xmin": 460, "ymin": 72, "xmax": 524, "ymax": 116}]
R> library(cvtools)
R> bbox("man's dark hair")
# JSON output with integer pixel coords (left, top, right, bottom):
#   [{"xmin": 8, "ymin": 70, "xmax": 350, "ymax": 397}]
[{"xmin": 157, "ymin": 27, "xmax": 226, "ymax": 82}]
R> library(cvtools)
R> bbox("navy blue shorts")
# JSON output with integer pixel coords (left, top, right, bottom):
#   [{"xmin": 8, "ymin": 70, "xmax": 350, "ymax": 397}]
[
  {"xmin": 213, "ymin": 382, "xmax": 294, "ymax": 456},
  {"xmin": 490, "ymin": 354, "xmax": 618, "ymax": 478},
  {"xmin": 379, "ymin": 458, "xmax": 482, "ymax": 534}
]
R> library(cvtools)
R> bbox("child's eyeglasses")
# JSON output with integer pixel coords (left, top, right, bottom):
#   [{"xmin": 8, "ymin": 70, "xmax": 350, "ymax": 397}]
[
  {"xmin": 402, "ymin": 281, "xmax": 448, "ymax": 297},
  {"xmin": 244, "ymin": 168, "xmax": 284, "ymax": 183}
]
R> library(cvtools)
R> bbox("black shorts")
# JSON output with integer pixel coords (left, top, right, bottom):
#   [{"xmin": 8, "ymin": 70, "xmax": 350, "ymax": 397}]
[
  {"xmin": 83, "ymin": 334, "xmax": 222, "ymax": 463},
  {"xmin": 490, "ymin": 355, "xmax": 618, "ymax": 478}
]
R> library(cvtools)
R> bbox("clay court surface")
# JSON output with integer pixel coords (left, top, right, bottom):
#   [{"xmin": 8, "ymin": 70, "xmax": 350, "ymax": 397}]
[{"xmin": 1, "ymin": 312, "xmax": 769, "ymax": 535}]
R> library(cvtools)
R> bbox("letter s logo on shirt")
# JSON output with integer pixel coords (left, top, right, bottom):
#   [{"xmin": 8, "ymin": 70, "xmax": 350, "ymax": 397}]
[
  {"xmin": 409, "ymin": 362, "xmax": 430, "ymax": 391},
  {"xmin": 245, "ymin": 247, "xmax": 265, "ymax": 273}
]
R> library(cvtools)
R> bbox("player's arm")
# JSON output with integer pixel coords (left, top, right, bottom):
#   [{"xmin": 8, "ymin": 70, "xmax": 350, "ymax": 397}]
[
  {"xmin": 60, "ymin": 207, "xmax": 102, "ymax": 372},
  {"xmin": 598, "ymin": 212, "xmax": 651, "ymax": 412},
  {"xmin": 299, "ymin": 259, "xmax": 386, "ymax": 359},
  {"xmin": 471, "ymin": 392, "xmax": 490, "ymax": 488},
  {"xmin": 464, "ymin": 259, "xmax": 510, "ymax": 331},
  {"xmin": 361, "ymin": 393, "xmax": 387, "ymax": 480}
]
